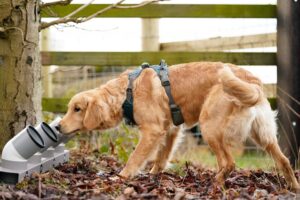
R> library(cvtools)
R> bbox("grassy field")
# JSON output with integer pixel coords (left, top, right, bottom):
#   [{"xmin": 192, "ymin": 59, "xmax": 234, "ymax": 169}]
[{"xmin": 173, "ymin": 144, "xmax": 275, "ymax": 171}]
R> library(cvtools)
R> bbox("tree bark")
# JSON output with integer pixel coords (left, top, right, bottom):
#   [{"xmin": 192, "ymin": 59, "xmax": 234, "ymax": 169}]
[{"xmin": 0, "ymin": 0, "xmax": 42, "ymax": 151}]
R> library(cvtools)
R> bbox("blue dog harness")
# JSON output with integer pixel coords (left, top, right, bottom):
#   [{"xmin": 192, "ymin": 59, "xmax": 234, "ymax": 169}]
[{"xmin": 122, "ymin": 60, "xmax": 184, "ymax": 126}]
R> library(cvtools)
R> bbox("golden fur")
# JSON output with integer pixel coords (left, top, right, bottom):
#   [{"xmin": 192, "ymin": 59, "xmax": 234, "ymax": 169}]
[{"xmin": 59, "ymin": 62, "xmax": 300, "ymax": 190}]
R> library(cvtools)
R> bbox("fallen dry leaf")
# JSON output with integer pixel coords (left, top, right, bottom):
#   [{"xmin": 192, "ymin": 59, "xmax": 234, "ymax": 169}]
[{"xmin": 0, "ymin": 149, "xmax": 298, "ymax": 199}]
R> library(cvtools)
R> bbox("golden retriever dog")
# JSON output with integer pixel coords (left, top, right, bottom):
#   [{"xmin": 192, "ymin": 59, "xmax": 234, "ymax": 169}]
[{"xmin": 58, "ymin": 62, "xmax": 300, "ymax": 190}]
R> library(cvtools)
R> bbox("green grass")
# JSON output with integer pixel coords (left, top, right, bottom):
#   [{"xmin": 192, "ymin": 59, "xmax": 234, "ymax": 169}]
[
  {"xmin": 235, "ymin": 151, "xmax": 274, "ymax": 170},
  {"xmin": 174, "ymin": 144, "xmax": 275, "ymax": 171}
]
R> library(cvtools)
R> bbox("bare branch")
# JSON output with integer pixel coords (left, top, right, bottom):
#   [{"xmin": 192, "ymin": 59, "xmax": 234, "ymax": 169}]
[
  {"xmin": 40, "ymin": 19, "xmax": 78, "ymax": 30},
  {"xmin": 64, "ymin": 0, "xmax": 96, "ymax": 19},
  {"xmin": 40, "ymin": 0, "xmax": 98, "ymax": 30},
  {"xmin": 40, "ymin": 0, "xmax": 161, "ymax": 30},
  {"xmin": 41, "ymin": 0, "xmax": 72, "ymax": 8},
  {"xmin": 80, "ymin": 0, "xmax": 126, "ymax": 23},
  {"xmin": 115, "ymin": 0, "xmax": 160, "ymax": 9},
  {"xmin": 43, "ymin": 6, "xmax": 58, "ymax": 17}
]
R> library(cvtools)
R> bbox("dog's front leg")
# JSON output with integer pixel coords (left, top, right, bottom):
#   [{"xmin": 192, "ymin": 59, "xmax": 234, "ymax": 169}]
[
  {"xmin": 119, "ymin": 125, "xmax": 165, "ymax": 178},
  {"xmin": 150, "ymin": 126, "xmax": 182, "ymax": 174}
]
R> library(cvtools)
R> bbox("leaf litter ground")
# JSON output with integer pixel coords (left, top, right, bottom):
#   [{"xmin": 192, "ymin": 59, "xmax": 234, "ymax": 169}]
[{"xmin": 0, "ymin": 150, "xmax": 298, "ymax": 200}]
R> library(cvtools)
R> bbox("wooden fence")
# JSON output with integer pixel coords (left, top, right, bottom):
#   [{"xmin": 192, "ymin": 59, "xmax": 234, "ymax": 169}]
[
  {"xmin": 41, "ymin": 4, "xmax": 276, "ymax": 18},
  {"xmin": 160, "ymin": 33, "xmax": 276, "ymax": 52},
  {"xmin": 41, "ymin": 3, "xmax": 277, "ymax": 113},
  {"xmin": 41, "ymin": 52, "xmax": 276, "ymax": 66}
]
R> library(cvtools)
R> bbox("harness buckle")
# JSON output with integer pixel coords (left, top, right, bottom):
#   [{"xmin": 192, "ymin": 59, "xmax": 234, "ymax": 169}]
[
  {"xmin": 141, "ymin": 62, "xmax": 150, "ymax": 69},
  {"xmin": 160, "ymin": 59, "xmax": 166, "ymax": 67},
  {"xmin": 170, "ymin": 104, "xmax": 184, "ymax": 126},
  {"xmin": 126, "ymin": 88, "xmax": 132, "ymax": 93},
  {"xmin": 162, "ymin": 80, "xmax": 170, "ymax": 86}
]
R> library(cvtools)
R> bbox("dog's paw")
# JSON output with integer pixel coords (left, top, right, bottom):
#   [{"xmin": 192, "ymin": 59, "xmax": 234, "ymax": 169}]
[
  {"xmin": 215, "ymin": 173, "xmax": 225, "ymax": 185},
  {"xmin": 109, "ymin": 175, "xmax": 123, "ymax": 182},
  {"xmin": 291, "ymin": 183, "xmax": 300, "ymax": 193},
  {"xmin": 118, "ymin": 170, "xmax": 130, "ymax": 179},
  {"xmin": 149, "ymin": 165, "xmax": 160, "ymax": 174}
]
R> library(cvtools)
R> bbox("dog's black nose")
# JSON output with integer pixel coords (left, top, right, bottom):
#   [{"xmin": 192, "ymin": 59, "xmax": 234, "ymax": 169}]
[{"xmin": 55, "ymin": 124, "xmax": 61, "ymax": 131}]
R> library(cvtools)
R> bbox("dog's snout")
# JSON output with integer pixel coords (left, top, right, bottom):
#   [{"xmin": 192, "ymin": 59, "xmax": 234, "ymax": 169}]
[{"xmin": 55, "ymin": 124, "xmax": 61, "ymax": 132}]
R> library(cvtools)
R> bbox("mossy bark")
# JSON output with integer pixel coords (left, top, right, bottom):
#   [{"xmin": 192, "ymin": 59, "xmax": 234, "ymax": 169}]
[{"xmin": 0, "ymin": 0, "xmax": 42, "ymax": 151}]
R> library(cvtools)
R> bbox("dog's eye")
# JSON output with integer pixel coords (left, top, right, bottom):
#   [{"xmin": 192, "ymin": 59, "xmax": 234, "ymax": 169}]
[{"xmin": 74, "ymin": 107, "xmax": 81, "ymax": 112}]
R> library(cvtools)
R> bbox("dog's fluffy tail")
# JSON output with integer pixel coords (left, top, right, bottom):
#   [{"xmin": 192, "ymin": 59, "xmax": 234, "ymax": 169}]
[{"xmin": 219, "ymin": 66, "xmax": 263, "ymax": 107}]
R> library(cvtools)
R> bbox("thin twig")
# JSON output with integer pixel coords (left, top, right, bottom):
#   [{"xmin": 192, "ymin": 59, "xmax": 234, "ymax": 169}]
[
  {"xmin": 64, "ymin": 0, "xmax": 96, "ymax": 19},
  {"xmin": 115, "ymin": 0, "xmax": 160, "ymax": 9},
  {"xmin": 40, "ymin": 18, "xmax": 80, "ymax": 30},
  {"xmin": 277, "ymin": 95, "xmax": 299, "ymax": 148},
  {"xmin": 40, "ymin": 0, "xmax": 125, "ymax": 30},
  {"xmin": 43, "ymin": 6, "xmax": 58, "ymax": 17},
  {"xmin": 40, "ymin": 0, "xmax": 98, "ymax": 30},
  {"xmin": 38, "ymin": 174, "xmax": 42, "ymax": 199},
  {"xmin": 277, "ymin": 120, "xmax": 298, "ymax": 159},
  {"xmin": 40, "ymin": 0, "xmax": 161, "ymax": 30},
  {"xmin": 277, "ymin": 86, "xmax": 300, "ymax": 106},
  {"xmin": 41, "ymin": 0, "xmax": 72, "ymax": 8},
  {"xmin": 277, "ymin": 95, "xmax": 300, "ymax": 119},
  {"xmin": 81, "ymin": 0, "xmax": 126, "ymax": 23}
]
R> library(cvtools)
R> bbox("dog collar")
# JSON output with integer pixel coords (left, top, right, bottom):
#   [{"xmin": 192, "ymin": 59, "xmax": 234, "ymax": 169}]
[{"xmin": 122, "ymin": 60, "xmax": 184, "ymax": 126}]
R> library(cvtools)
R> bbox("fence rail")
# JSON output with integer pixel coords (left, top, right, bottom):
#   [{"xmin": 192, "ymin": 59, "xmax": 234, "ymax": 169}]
[
  {"xmin": 160, "ymin": 33, "xmax": 277, "ymax": 52},
  {"xmin": 41, "ymin": 52, "xmax": 276, "ymax": 66},
  {"xmin": 42, "ymin": 97, "xmax": 277, "ymax": 113},
  {"xmin": 41, "ymin": 4, "xmax": 276, "ymax": 18}
]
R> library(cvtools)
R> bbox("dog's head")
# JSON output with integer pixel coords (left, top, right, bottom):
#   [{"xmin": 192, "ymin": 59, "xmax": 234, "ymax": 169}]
[{"xmin": 58, "ymin": 89, "xmax": 122, "ymax": 135}]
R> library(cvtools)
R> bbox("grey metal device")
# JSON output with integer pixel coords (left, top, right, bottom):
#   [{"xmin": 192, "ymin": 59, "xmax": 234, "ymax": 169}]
[{"xmin": 0, "ymin": 117, "xmax": 74, "ymax": 184}]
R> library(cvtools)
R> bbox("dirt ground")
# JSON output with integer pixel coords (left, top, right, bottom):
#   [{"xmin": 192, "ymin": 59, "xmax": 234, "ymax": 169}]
[{"xmin": 0, "ymin": 149, "xmax": 298, "ymax": 200}]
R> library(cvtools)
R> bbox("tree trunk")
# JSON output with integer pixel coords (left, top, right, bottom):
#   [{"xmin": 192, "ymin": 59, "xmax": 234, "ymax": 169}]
[{"xmin": 0, "ymin": 0, "xmax": 42, "ymax": 151}]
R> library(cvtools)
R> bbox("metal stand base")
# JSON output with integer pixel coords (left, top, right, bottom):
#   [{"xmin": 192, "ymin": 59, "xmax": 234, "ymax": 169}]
[{"xmin": 0, "ymin": 145, "xmax": 69, "ymax": 184}]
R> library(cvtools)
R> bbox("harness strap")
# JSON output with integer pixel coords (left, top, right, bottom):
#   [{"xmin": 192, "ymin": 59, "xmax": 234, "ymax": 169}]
[
  {"xmin": 122, "ymin": 69, "xmax": 144, "ymax": 125},
  {"xmin": 158, "ymin": 60, "xmax": 184, "ymax": 126}
]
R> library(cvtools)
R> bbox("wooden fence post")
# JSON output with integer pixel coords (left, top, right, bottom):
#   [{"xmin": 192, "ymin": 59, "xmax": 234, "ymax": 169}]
[
  {"xmin": 142, "ymin": 18, "xmax": 159, "ymax": 52},
  {"xmin": 41, "ymin": 29, "xmax": 53, "ymax": 98},
  {"xmin": 277, "ymin": 0, "xmax": 300, "ymax": 167}
]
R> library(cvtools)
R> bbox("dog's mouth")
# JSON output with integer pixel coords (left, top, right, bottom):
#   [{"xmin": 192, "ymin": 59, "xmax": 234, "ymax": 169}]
[{"xmin": 61, "ymin": 129, "xmax": 80, "ymax": 135}]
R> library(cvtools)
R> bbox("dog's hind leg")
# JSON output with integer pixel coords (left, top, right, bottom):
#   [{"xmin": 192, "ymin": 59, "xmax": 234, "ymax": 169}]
[
  {"xmin": 216, "ymin": 142, "xmax": 235, "ymax": 183},
  {"xmin": 201, "ymin": 126, "xmax": 235, "ymax": 184},
  {"xmin": 150, "ymin": 126, "xmax": 184, "ymax": 174},
  {"xmin": 251, "ymin": 102, "xmax": 300, "ymax": 190},
  {"xmin": 199, "ymin": 86, "xmax": 237, "ymax": 184},
  {"xmin": 265, "ymin": 143, "xmax": 300, "ymax": 190},
  {"xmin": 206, "ymin": 136, "xmax": 235, "ymax": 184}
]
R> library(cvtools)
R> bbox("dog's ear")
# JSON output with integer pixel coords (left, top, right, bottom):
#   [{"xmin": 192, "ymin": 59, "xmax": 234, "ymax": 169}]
[{"xmin": 83, "ymin": 99, "xmax": 102, "ymax": 130}]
